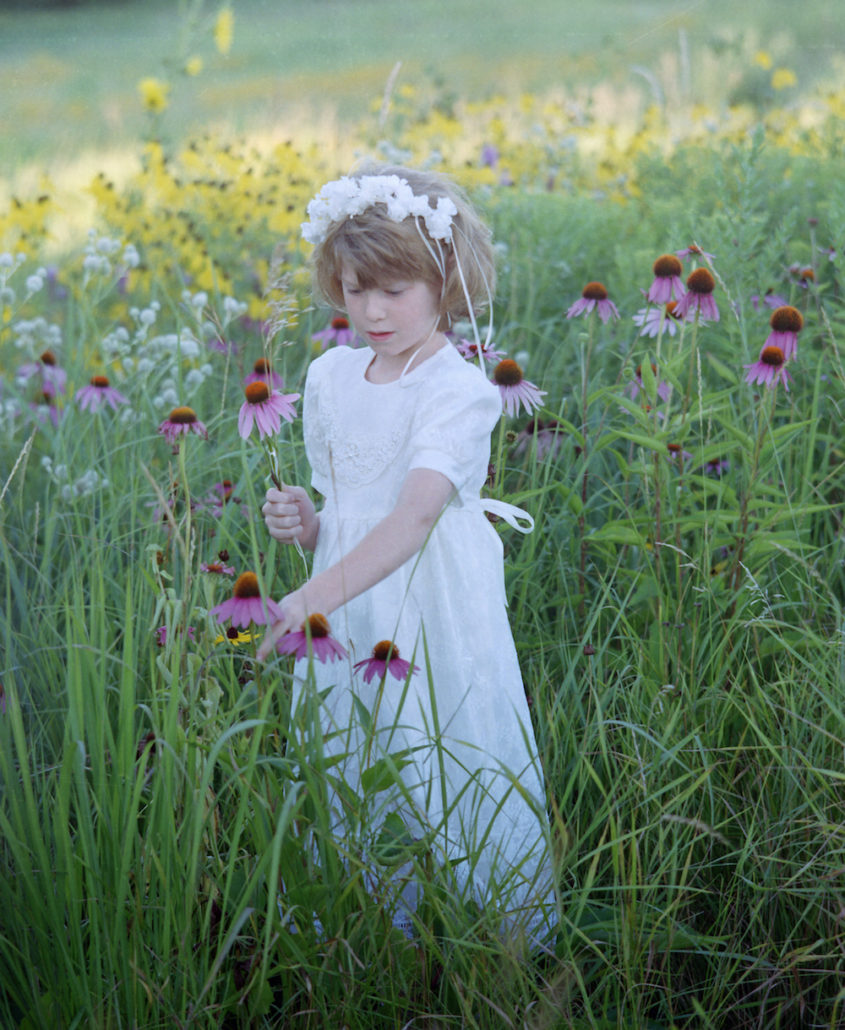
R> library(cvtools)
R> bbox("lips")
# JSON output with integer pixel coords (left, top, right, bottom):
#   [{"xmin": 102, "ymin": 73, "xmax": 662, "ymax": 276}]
[{"xmin": 367, "ymin": 331, "xmax": 393, "ymax": 342}]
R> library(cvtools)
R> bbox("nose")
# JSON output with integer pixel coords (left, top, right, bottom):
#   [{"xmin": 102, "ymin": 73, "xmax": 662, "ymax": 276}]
[{"xmin": 364, "ymin": 291, "xmax": 386, "ymax": 321}]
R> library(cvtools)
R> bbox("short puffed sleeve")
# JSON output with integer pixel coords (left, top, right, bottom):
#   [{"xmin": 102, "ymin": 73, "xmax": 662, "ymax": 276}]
[
  {"xmin": 302, "ymin": 347, "xmax": 345, "ymax": 494},
  {"xmin": 407, "ymin": 360, "xmax": 501, "ymax": 495}
]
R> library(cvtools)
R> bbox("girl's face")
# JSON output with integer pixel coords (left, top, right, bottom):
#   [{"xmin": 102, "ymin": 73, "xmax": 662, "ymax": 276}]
[{"xmin": 340, "ymin": 266, "xmax": 443, "ymax": 379}]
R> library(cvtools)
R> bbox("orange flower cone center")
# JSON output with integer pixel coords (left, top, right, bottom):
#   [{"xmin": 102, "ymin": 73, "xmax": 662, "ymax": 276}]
[
  {"xmin": 91, "ymin": 375, "xmax": 110, "ymax": 388},
  {"xmin": 40, "ymin": 350, "xmax": 57, "ymax": 365},
  {"xmin": 244, "ymin": 381, "xmax": 270, "ymax": 405},
  {"xmin": 653, "ymin": 254, "xmax": 683, "ymax": 278},
  {"xmin": 493, "ymin": 359, "xmax": 524, "ymax": 387},
  {"xmin": 770, "ymin": 306, "xmax": 803, "ymax": 333},
  {"xmin": 760, "ymin": 345, "xmax": 785, "ymax": 368},
  {"xmin": 306, "ymin": 613, "xmax": 330, "ymax": 638},
  {"xmin": 687, "ymin": 268, "xmax": 715, "ymax": 294},
  {"xmin": 373, "ymin": 640, "xmax": 399, "ymax": 661},
  {"xmin": 582, "ymin": 281, "xmax": 608, "ymax": 300},
  {"xmin": 331, "ymin": 316, "xmax": 350, "ymax": 329},
  {"xmin": 253, "ymin": 357, "xmax": 271, "ymax": 374},
  {"xmin": 168, "ymin": 406, "xmax": 198, "ymax": 424},
  {"xmin": 233, "ymin": 572, "xmax": 260, "ymax": 598}
]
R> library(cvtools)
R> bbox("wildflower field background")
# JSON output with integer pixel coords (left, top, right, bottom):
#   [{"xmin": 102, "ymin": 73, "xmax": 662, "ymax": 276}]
[{"xmin": 1, "ymin": 1, "xmax": 844, "ymax": 1027}]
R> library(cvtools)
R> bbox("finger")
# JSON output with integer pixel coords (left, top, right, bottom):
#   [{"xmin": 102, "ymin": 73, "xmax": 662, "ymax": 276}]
[{"xmin": 257, "ymin": 619, "xmax": 289, "ymax": 661}]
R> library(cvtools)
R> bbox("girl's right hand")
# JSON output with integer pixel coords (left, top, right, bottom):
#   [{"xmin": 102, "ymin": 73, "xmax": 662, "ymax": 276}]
[{"xmin": 262, "ymin": 486, "xmax": 318, "ymax": 549}]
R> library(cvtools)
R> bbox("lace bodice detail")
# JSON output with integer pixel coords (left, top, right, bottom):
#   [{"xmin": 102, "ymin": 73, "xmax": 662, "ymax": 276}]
[{"xmin": 303, "ymin": 344, "xmax": 501, "ymax": 502}]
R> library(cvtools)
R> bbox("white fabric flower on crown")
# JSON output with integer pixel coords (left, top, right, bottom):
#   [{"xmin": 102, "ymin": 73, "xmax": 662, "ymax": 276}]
[{"xmin": 301, "ymin": 174, "xmax": 457, "ymax": 245}]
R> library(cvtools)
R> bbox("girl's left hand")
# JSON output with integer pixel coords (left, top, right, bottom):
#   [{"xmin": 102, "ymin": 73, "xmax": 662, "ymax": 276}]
[{"xmin": 257, "ymin": 587, "xmax": 309, "ymax": 661}]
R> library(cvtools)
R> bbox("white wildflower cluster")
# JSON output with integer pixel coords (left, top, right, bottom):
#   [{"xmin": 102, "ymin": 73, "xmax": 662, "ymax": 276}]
[
  {"xmin": 0, "ymin": 396, "xmax": 23, "ymax": 433},
  {"xmin": 24, "ymin": 267, "xmax": 47, "ymax": 296},
  {"xmin": 301, "ymin": 174, "xmax": 458, "ymax": 245},
  {"xmin": 0, "ymin": 251, "xmax": 28, "ymax": 307},
  {"xmin": 81, "ymin": 232, "xmax": 141, "ymax": 283},
  {"xmin": 222, "ymin": 295, "xmax": 248, "ymax": 326},
  {"xmin": 12, "ymin": 316, "xmax": 63, "ymax": 356},
  {"xmin": 130, "ymin": 328, "xmax": 212, "ymax": 409},
  {"xmin": 181, "ymin": 290, "xmax": 247, "ymax": 334},
  {"xmin": 41, "ymin": 456, "xmax": 109, "ymax": 500},
  {"xmin": 82, "ymin": 231, "xmax": 123, "ymax": 280}
]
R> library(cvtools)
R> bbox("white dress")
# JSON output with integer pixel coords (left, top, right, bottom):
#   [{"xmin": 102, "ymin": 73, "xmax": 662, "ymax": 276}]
[{"xmin": 294, "ymin": 341, "xmax": 555, "ymax": 937}]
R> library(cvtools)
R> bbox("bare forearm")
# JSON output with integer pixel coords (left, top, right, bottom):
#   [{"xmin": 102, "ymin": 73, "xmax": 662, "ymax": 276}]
[{"xmin": 302, "ymin": 505, "xmax": 434, "ymax": 614}]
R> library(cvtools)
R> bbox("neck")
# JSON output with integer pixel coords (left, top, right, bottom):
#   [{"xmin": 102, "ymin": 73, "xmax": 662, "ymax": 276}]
[{"xmin": 366, "ymin": 325, "xmax": 446, "ymax": 384}]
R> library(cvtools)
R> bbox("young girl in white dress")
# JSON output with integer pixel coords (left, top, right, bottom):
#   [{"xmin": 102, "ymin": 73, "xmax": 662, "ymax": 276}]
[{"xmin": 257, "ymin": 166, "xmax": 556, "ymax": 943}]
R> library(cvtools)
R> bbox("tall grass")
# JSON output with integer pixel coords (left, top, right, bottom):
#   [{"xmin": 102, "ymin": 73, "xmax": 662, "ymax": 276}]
[{"xmin": 2, "ymin": 68, "xmax": 845, "ymax": 1030}]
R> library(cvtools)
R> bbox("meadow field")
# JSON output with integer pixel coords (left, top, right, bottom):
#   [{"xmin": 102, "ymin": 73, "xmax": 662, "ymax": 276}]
[{"xmin": 1, "ymin": 1, "xmax": 844, "ymax": 1027}]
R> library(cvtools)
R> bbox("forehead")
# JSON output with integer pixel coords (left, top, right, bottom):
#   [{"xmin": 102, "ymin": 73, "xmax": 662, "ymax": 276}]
[{"xmin": 339, "ymin": 261, "xmax": 410, "ymax": 288}]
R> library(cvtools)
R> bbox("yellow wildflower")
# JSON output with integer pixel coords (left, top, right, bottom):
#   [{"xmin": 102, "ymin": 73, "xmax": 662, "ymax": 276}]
[
  {"xmin": 753, "ymin": 50, "xmax": 773, "ymax": 70},
  {"xmin": 138, "ymin": 77, "xmax": 170, "ymax": 113},
  {"xmin": 214, "ymin": 6, "xmax": 234, "ymax": 56},
  {"xmin": 185, "ymin": 55, "xmax": 203, "ymax": 77},
  {"xmin": 771, "ymin": 68, "xmax": 797, "ymax": 91}
]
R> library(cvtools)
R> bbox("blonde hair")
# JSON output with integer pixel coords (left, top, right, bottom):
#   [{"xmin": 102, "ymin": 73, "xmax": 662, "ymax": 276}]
[{"xmin": 310, "ymin": 165, "xmax": 496, "ymax": 328}]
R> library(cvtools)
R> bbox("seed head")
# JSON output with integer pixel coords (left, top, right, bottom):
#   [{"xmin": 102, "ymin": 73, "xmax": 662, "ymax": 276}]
[
  {"xmin": 582, "ymin": 281, "xmax": 608, "ymax": 300},
  {"xmin": 769, "ymin": 306, "xmax": 803, "ymax": 333},
  {"xmin": 244, "ymin": 381, "xmax": 270, "ymax": 404},
  {"xmin": 686, "ymin": 268, "xmax": 715, "ymax": 294},
  {"xmin": 653, "ymin": 254, "xmax": 683, "ymax": 278},
  {"xmin": 493, "ymin": 359, "xmax": 524, "ymax": 387},
  {"xmin": 233, "ymin": 572, "xmax": 260, "ymax": 598}
]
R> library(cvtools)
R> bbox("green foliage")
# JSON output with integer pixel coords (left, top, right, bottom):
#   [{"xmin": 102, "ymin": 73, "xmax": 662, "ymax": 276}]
[{"xmin": 2, "ymin": 25, "xmax": 845, "ymax": 1028}]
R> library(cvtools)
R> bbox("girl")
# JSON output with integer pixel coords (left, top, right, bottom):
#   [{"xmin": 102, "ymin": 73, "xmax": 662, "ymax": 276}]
[{"xmin": 258, "ymin": 166, "xmax": 556, "ymax": 942}]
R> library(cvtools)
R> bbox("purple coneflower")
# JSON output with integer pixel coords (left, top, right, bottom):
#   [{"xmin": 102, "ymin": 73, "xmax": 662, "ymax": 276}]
[
  {"xmin": 675, "ymin": 244, "xmax": 716, "ymax": 263},
  {"xmin": 243, "ymin": 356, "xmax": 285, "ymax": 390},
  {"xmin": 566, "ymin": 281, "xmax": 620, "ymax": 323},
  {"xmin": 674, "ymin": 268, "xmax": 720, "ymax": 321},
  {"xmin": 646, "ymin": 254, "xmax": 686, "ymax": 304},
  {"xmin": 76, "ymin": 375, "xmax": 129, "ymax": 412},
  {"xmin": 200, "ymin": 559, "xmax": 235, "ymax": 576},
  {"xmin": 453, "ymin": 337, "xmax": 506, "ymax": 366},
  {"xmin": 209, "ymin": 571, "xmax": 283, "ymax": 628},
  {"xmin": 274, "ymin": 613, "xmax": 348, "ymax": 663},
  {"xmin": 744, "ymin": 345, "xmax": 791, "ymax": 392},
  {"xmin": 17, "ymin": 350, "xmax": 67, "ymax": 396},
  {"xmin": 311, "ymin": 315, "xmax": 359, "ymax": 349},
  {"xmin": 238, "ymin": 381, "xmax": 300, "ymax": 440},
  {"xmin": 701, "ymin": 457, "xmax": 730, "ymax": 478},
  {"xmin": 155, "ymin": 625, "xmax": 197, "ymax": 647},
  {"xmin": 666, "ymin": 442, "xmax": 692, "ymax": 464},
  {"xmin": 765, "ymin": 305, "xmax": 803, "ymax": 360},
  {"xmin": 751, "ymin": 290, "xmax": 789, "ymax": 312},
  {"xmin": 353, "ymin": 640, "xmax": 418, "ymax": 683},
  {"xmin": 632, "ymin": 300, "xmax": 686, "ymax": 338},
  {"xmin": 158, "ymin": 405, "xmax": 208, "ymax": 445},
  {"xmin": 628, "ymin": 363, "xmax": 671, "ymax": 404},
  {"xmin": 29, "ymin": 393, "xmax": 62, "ymax": 428},
  {"xmin": 512, "ymin": 417, "xmax": 565, "ymax": 460},
  {"xmin": 492, "ymin": 359, "xmax": 546, "ymax": 417}
]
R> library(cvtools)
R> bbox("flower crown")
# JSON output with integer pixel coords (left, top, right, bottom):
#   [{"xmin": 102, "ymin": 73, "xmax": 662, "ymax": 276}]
[{"xmin": 301, "ymin": 174, "xmax": 458, "ymax": 246}]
